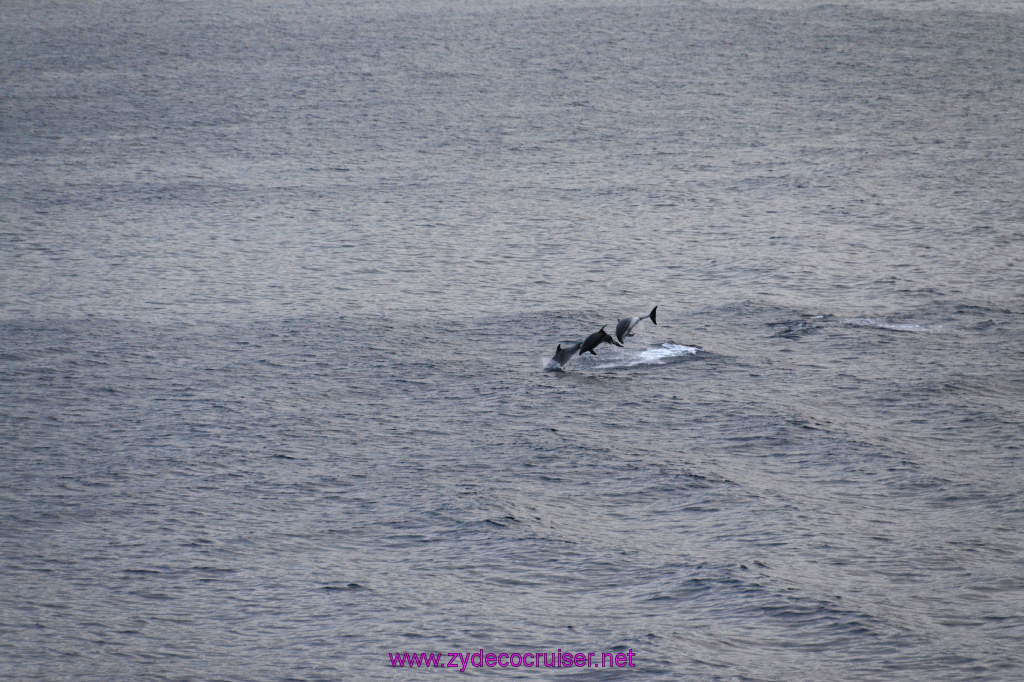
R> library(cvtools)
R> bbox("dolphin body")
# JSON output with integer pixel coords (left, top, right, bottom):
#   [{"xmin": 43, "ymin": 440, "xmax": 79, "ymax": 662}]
[
  {"xmin": 615, "ymin": 306, "xmax": 658, "ymax": 344},
  {"xmin": 550, "ymin": 341, "xmax": 582, "ymax": 367},
  {"xmin": 578, "ymin": 326, "xmax": 623, "ymax": 355}
]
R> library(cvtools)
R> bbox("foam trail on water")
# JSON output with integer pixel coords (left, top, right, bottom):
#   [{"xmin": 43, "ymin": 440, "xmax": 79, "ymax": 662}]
[
  {"xmin": 594, "ymin": 343, "xmax": 701, "ymax": 369},
  {"xmin": 843, "ymin": 318, "xmax": 944, "ymax": 333}
]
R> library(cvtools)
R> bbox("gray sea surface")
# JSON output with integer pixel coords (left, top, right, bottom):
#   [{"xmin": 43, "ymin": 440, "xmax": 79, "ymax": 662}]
[{"xmin": 2, "ymin": 0, "xmax": 1023, "ymax": 679}]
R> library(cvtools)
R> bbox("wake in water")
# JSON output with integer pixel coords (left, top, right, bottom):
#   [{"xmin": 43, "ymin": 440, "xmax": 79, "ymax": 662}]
[
  {"xmin": 593, "ymin": 342, "xmax": 703, "ymax": 369},
  {"xmin": 544, "ymin": 342, "xmax": 702, "ymax": 371},
  {"xmin": 768, "ymin": 312, "xmax": 953, "ymax": 339},
  {"xmin": 842, "ymin": 318, "xmax": 946, "ymax": 333}
]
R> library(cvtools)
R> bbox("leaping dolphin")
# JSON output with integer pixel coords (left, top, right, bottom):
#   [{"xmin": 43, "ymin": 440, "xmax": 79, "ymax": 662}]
[
  {"xmin": 615, "ymin": 306, "xmax": 658, "ymax": 344},
  {"xmin": 550, "ymin": 341, "xmax": 582, "ymax": 367},
  {"xmin": 578, "ymin": 326, "xmax": 623, "ymax": 355}
]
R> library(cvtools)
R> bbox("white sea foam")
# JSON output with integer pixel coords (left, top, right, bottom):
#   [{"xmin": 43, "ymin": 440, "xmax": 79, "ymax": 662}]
[
  {"xmin": 844, "ymin": 318, "xmax": 944, "ymax": 333},
  {"xmin": 594, "ymin": 343, "xmax": 702, "ymax": 369}
]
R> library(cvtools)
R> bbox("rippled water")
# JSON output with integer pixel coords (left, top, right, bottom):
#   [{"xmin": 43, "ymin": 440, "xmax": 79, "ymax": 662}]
[{"xmin": 2, "ymin": 1, "xmax": 1023, "ymax": 679}]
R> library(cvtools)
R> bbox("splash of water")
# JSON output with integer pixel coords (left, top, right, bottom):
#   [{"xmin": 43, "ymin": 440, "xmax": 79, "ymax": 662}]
[{"xmin": 589, "ymin": 343, "xmax": 702, "ymax": 369}]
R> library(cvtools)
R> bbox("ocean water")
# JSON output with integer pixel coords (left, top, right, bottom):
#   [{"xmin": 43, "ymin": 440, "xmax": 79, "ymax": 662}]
[{"xmin": 2, "ymin": 0, "xmax": 1023, "ymax": 679}]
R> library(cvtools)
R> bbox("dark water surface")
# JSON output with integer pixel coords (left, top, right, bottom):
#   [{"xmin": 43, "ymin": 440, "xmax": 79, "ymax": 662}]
[{"xmin": 2, "ymin": 1, "xmax": 1023, "ymax": 679}]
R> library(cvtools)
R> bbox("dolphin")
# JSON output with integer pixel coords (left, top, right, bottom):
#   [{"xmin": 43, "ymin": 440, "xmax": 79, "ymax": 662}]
[
  {"xmin": 578, "ymin": 325, "xmax": 623, "ymax": 355},
  {"xmin": 550, "ymin": 341, "xmax": 582, "ymax": 367},
  {"xmin": 615, "ymin": 306, "xmax": 658, "ymax": 344}
]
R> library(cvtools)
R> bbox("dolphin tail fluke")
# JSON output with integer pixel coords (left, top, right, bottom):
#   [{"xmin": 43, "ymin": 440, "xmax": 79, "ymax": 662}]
[{"xmin": 649, "ymin": 306, "xmax": 658, "ymax": 325}]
